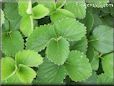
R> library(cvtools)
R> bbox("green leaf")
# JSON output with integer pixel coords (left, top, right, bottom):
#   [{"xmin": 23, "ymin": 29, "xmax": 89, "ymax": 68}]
[
  {"xmin": 64, "ymin": 0, "xmax": 86, "ymax": 19},
  {"xmin": 46, "ymin": 37, "xmax": 69, "ymax": 65},
  {"xmin": 84, "ymin": 11, "xmax": 94, "ymax": 35},
  {"xmin": 64, "ymin": 50, "xmax": 92, "ymax": 81},
  {"xmin": 3, "ymin": 1, "xmax": 21, "ymax": 31},
  {"xmin": 91, "ymin": 25, "xmax": 113, "ymax": 53},
  {"xmin": 35, "ymin": 59, "xmax": 66, "ymax": 84},
  {"xmin": 37, "ymin": 0, "xmax": 56, "ymax": 12},
  {"xmin": 2, "ymin": 31, "xmax": 24, "ymax": 56},
  {"xmin": 86, "ymin": 0, "xmax": 109, "ymax": 8},
  {"xmin": 1, "ymin": 57, "xmax": 16, "ymax": 80},
  {"xmin": 83, "ymin": 71, "xmax": 97, "ymax": 84},
  {"xmin": 26, "ymin": 24, "xmax": 56, "ymax": 52},
  {"xmin": 97, "ymin": 73, "xmax": 113, "ymax": 84},
  {"xmin": 4, "ymin": 1, "xmax": 20, "ymax": 21},
  {"xmin": 32, "ymin": 4, "xmax": 49, "ymax": 19},
  {"xmin": 15, "ymin": 50, "xmax": 43, "ymax": 67},
  {"xmin": 18, "ymin": 1, "xmax": 29, "ymax": 16},
  {"xmin": 5, "ymin": 73, "xmax": 23, "ymax": 84},
  {"xmin": 70, "ymin": 37, "xmax": 88, "ymax": 54},
  {"xmin": 54, "ymin": 18, "xmax": 86, "ymax": 41},
  {"xmin": 20, "ymin": 15, "xmax": 33, "ymax": 37},
  {"xmin": 102, "ymin": 53, "xmax": 113, "ymax": 78},
  {"xmin": 51, "ymin": 8, "xmax": 75, "ymax": 22},
  {"xmin": 17, "ymin": 64, "xmax": 36, "ymax": 84}
]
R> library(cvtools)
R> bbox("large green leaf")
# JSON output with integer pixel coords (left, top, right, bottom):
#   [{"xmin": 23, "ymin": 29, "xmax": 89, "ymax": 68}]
[
  {"xmin": 17, "ymin": 64, "xmax": 36, "ymax": 84},
  {"xmin": 2, "ymin": 31, "xmax": 24, "ymax": 56},
  {"xmin": 86, "ymin": 0, "xmax": 109, "ymax": 8},
  {"xmin": 64, "ymin": 0, "xmax": 86, "ymax": 19},
  {"xmin": 1, "ymin": 57, "xmax": 16, "ymax": 81},
  {"xmin": 15, "ymin": 50, "xmax": 43, "ymax": 67},
  {"xmin": 26, "ymin": 24, "xmax": 56, "ymax": 52},
  {"xmin": 20, "ymin": 15, "xmax": 33, "ymax": 37},
  {"xmin": 91, "ymin": 25, "xmax": 113, "ymax": 53},
  {"xmin": 102, "ymin": 53, "xmax": 113, "ymax": 78},
  {"xmin": 32, "ymin": 4, "xmax": 49, "ymax": 19},
  {"xmin": 64, "ymin": 50, "xmax": 92, "ymax": 81},
  {"xmin": 46, "ymin": 37, "xmax": 69, "ymax": 65},
  {"xmin": 35, "ymin": 59, "xmax": 66, "ymax": 84},
  {"xmin": 54, "ymin": 18, "xmax": 86, "ymax": 41}
]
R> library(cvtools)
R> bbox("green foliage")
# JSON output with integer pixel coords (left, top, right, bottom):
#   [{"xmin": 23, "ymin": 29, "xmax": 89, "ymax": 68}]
[
  {"xmin": 1, "ymin": 0, "xmax": 113, "ymax": 85},
  {"xmin": 1, "ymin": 50, "xmax": 43, "ymax": 84}
]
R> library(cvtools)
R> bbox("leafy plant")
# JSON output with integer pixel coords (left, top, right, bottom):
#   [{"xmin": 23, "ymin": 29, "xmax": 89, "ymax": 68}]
[{"xmin": 1, "ymin": 0, "xmax": 114, "ymax": 85}]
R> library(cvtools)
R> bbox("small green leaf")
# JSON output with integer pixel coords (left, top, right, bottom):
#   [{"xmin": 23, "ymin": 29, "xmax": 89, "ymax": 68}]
[
  {"xmin": 15, "ymin": 50, "xmax": 43, "ymax": 67},
  {"xmin": 32, "ymin": 4, "xmax": 49, "ymax": 19},
  {"xmin": 26, "ymin": 24, "xmax": 56, "ymax": 52},
  {"xmin": 64, "ymin": 0, "xmax": 86, "ymax": 19},
  {"xmin": 54, "ymin": 18, "xmax": 86, "ymax": 41},
  {"xmin": 17, "ymin": 64, "xmax": 36, "ymax": 84},
  {"xmin": 102, "ymin": 53, "xmax": 113, "ymax": 78},
  {"xmin": 2, "ymin": 31, "xmax": 24, "ymax": 56},
  {"xmin": 64, "ymin": 50, "xmax": 92, "ymax": 81},
  {"xmin": 1, "ymin": 57, "xmax": 16, "ymax": 80},
  {"xmin": 91, "ymin": 25, "xmax": 113, "ymax": 53},
  {"xmin": 1, "ymin": 9, "xmax": 5, "ymax": 25},
  {"xmin": 46, "ymin": 37, "xmax": 69, "ymax": 65},
  {"xmin": 35, "ymin": 59, "xmax": 66, "ymax": 84},
  {"xmin": 20, "ymin": 15, "xmax": 33, "ymax": 37}
]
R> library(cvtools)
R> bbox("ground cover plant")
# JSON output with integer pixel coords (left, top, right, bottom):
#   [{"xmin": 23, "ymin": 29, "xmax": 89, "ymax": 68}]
[{"xmin": 1, "ymin": 0, "xmax": 114, "ymax": 85}]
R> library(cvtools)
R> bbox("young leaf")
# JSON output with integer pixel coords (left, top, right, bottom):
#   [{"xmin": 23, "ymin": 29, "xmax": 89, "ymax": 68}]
[
  {"xmin": 2, "ymin": 31, "xmax": 24, "ymax": 56},
  {"xmin": 35, "ymin": 59, "xmax": 66, "ymax": 84},
  {"xmin": 32, "ymin": 4, "xmax": 49, "ymax": 19},
  {"xmin": 1, "ymin": 57, "xmax": 16, "ymax": 80},
  {"xmin": 17, "ymin": 64, "xmax": 36, "ymax": 84},
  {"xmin": 102, "ymin": 53, "xmax": 113, "ymax": 78},
  {"xmin": 20, "ymin": 15, "xmax": 33, "ymax": 37},
  {"xmin": 64, "ymin": 50, "xmax": 92, "ymax": 81},
  {"xmin": 86, "ymin": 0, "xmax": 109, "ymax": 8},
  {"xmin": 15, "ymin": 50, "xmax": 43, "ymax": 67},
  {"xmin": 54, "ymin": 18, "xmax": 86, "ymax": 41},
  {"xmin": 46, "ymin": 37, "xmax": 69, "ymax": 65},
  {"xmin": 26, "ymin": 24, "xmax": 56, "ymax": 52},
  {"xmin": 91, "ymin": 25, "xmax": 113, "ymax": 53},
  {"xmin": 64, "ymin": 0, "xmax": 86, "ymax": 19}
]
